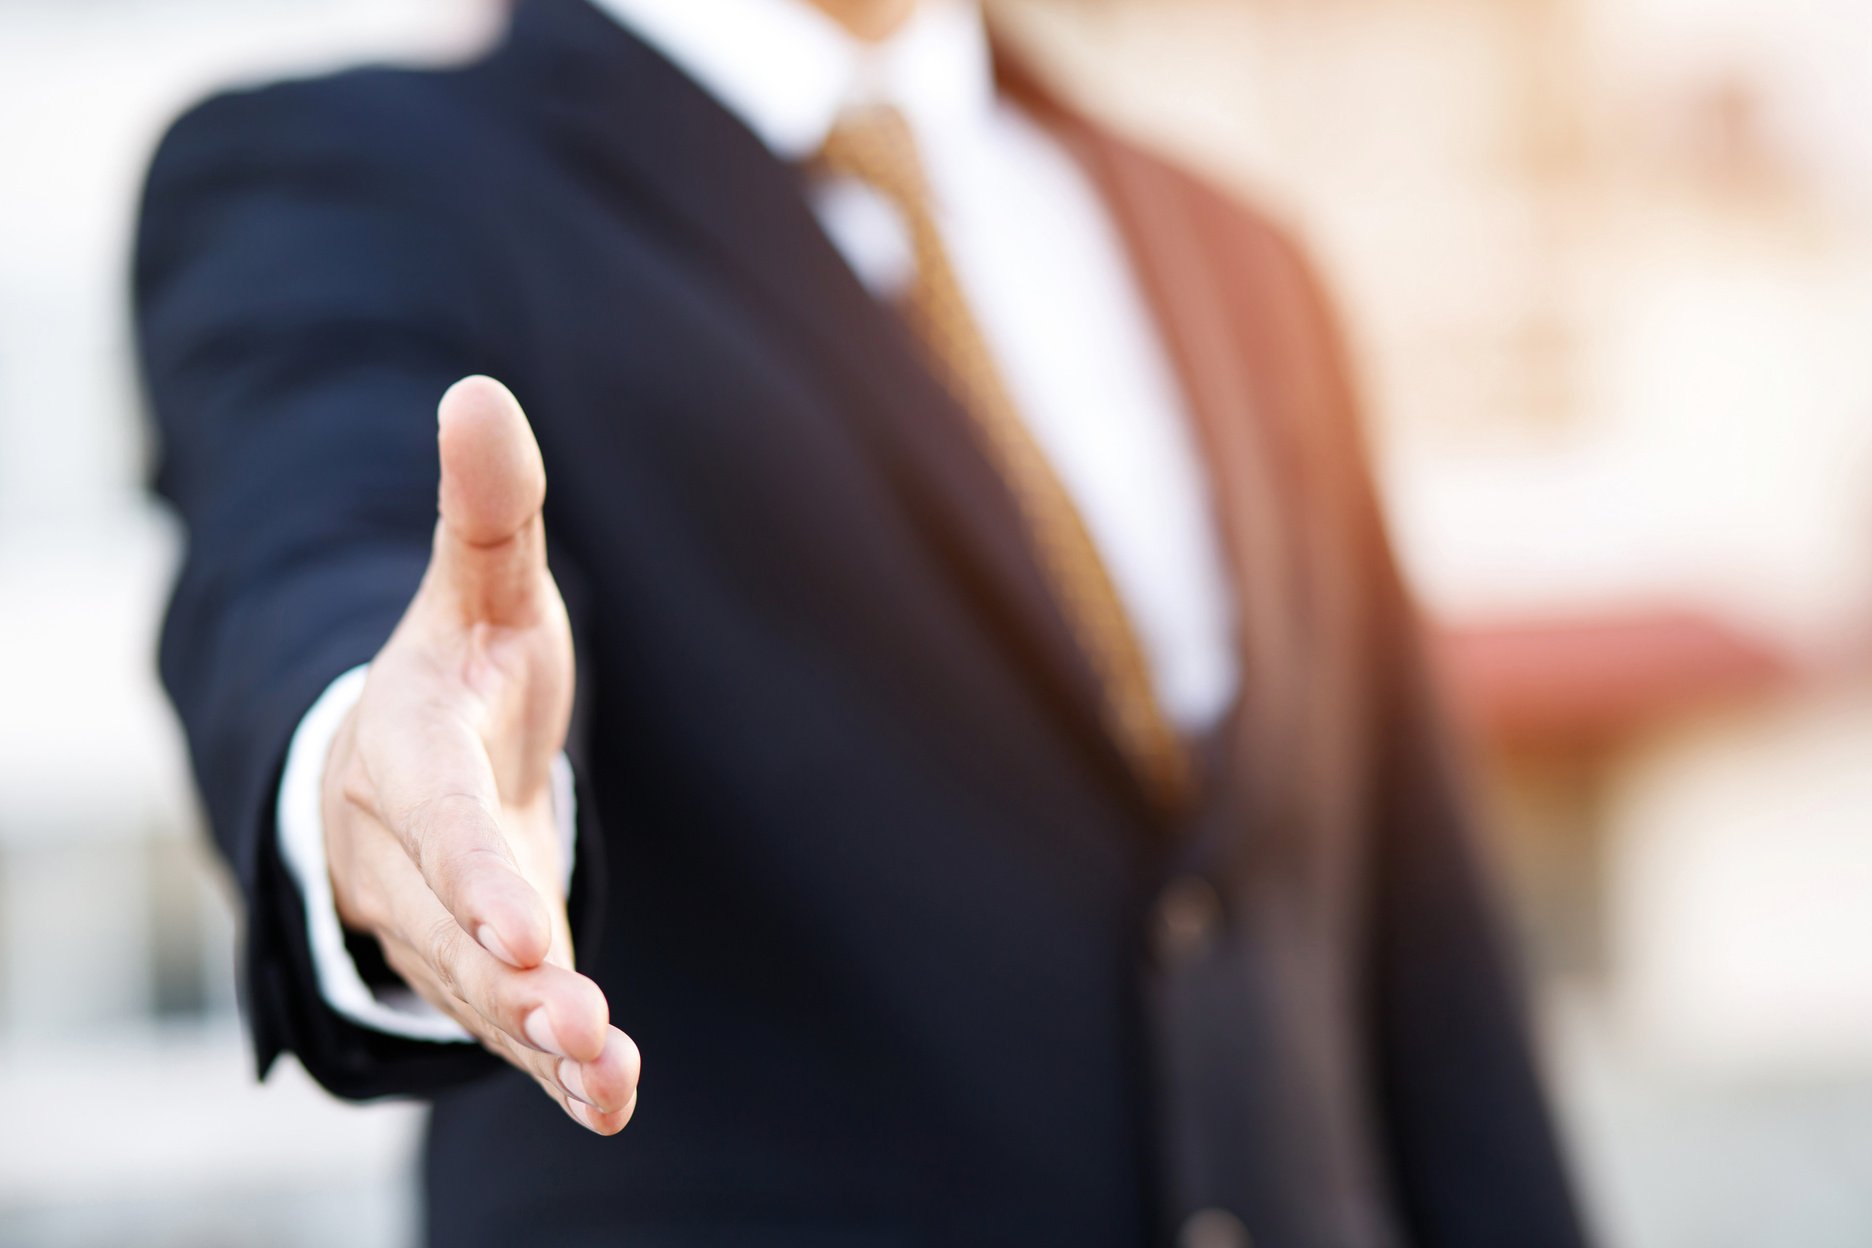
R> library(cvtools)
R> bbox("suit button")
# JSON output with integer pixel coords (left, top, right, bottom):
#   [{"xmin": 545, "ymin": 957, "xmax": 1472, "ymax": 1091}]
[
  {"xmin": 1152, "ymin": 875, "xmax": 1223, "ymax": 965},
  {"xmin": 1179, "ymin": 1207, "xmax": 1251, "ymax": 1248}
]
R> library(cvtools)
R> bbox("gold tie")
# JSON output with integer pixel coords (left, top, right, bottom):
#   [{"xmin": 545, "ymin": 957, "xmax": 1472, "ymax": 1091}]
[{"xmin": 818, "ymin": 105, "xmax": 1189, "ymax": 808}]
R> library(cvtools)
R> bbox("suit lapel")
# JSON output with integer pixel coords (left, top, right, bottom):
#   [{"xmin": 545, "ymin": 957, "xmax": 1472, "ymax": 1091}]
[
  {"xmin": 996, "ymin": 49, "xmax": 1314, "ymax": 822},
  {"xmin": 497, "ymin": 0, "xmax": 1145, "ymax": 810}
]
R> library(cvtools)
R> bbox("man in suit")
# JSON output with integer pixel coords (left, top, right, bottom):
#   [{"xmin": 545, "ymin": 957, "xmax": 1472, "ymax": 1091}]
[{"xmin": 136, "ymin": 0, "xmax": 1592, "ymax": 1244}]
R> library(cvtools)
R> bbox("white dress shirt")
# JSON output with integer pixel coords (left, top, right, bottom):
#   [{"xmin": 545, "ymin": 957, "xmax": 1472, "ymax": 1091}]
[{"xmin": 280, "ymin": 0, "xmax": 1240, "ymax": 1042}]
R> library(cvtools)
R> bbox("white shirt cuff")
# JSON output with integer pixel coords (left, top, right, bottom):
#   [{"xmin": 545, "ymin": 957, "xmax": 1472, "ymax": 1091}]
[{"xmin": 276, "ymin": 664, "xmax": 579, "ymax": 1044}]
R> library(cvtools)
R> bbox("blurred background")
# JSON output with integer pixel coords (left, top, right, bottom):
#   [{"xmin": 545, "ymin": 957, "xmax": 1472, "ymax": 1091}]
[{"xmin": 2, "ymin": 0, "xmax": 1869, "ymax": 1244}]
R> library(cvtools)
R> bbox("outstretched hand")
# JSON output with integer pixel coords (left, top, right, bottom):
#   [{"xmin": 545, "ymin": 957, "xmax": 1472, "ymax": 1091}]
[{"xmin": 323, "ymin": 376, "xmax": 637, "ymax": 1134}]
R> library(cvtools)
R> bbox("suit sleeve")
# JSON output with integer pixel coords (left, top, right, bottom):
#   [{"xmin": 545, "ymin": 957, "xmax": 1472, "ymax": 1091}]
[
  {"xmin": 1278, "ymin": 247, "xmax": 1595, "ymax": 1245},
  {"xmin": 134, "ymin": 84, "xmax": 601, "ymax": 1100}
]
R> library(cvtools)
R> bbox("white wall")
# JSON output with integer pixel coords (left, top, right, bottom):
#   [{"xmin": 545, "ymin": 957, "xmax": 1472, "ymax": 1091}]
[{"xmin": 0, "ymin": 3, "xmax": 497, "ymax": 1243}]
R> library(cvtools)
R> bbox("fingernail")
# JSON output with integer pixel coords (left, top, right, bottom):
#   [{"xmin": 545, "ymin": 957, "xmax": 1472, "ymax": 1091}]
[
  {"xmin": 477, "ymin": 923, "xmax": 517, "ymax": 966},
  {"xmin": 558, "ymin": 1059, "xmax": 596, "ymax": 1108},
  {"xmin": 524, "ymin": 1007, "xmax": 565, "ymax": 1058}
]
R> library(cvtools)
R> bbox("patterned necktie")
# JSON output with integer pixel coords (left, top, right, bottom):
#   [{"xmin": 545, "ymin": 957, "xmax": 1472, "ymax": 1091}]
[{"xmin": 818, "ymin": 104, "xmax": 1189, "ymax": 808}]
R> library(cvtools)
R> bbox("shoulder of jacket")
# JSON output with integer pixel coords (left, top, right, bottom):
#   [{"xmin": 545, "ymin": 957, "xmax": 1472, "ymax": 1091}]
[{"xmin": 150, "ymin": 60, "xmax": 490, "ymax": 188}]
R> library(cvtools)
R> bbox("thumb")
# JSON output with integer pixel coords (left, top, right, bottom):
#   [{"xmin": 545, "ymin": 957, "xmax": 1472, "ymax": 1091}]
[{"xmin": 432, "ymin": 375, "xmax": 549, "ymax": 625}]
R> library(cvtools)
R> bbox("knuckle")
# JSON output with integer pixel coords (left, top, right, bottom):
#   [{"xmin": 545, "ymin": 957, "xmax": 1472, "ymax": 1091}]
[
  {"xmin": 423, "ymin": 916, "xmax": 466, "ymax": 993},
  {"xmin": 436, "ymin": 846, "xmax": 524, "ymax": 928},
  {"xmin": 405, "ymin": 792, "xmax": 502, "ymax": 872},
  {"xmin": 499, "ymin": 1033, "xmax": 551, "ymax": 1085},
  {"xmin": 330, "ymin": 838, "xmax": 394, "ymax": 934},
  {"xmin": 327, "ymin": 717, "xmax": 374, "ymax": 806},
  {"xmin": 451, "ymin": 843, "xmax": 517, "ymax": 888},
  {"xmin": 338, "ymin": 776, "xmax": 376, "ymax": 821},
  {"xmin": 335, "ymin": 755, "xmax": 376, "ymax": 818},
  {"xmin": 480, "ymin": 1022, "xmax": 519, "ymax": 1065},
  {"xmin": 478, "ymin": 966, "xmax": 527, "ymax": 1034},
  {"xmin": 339, "ymin": 880, "xmax": 388, "ymax": 936}
]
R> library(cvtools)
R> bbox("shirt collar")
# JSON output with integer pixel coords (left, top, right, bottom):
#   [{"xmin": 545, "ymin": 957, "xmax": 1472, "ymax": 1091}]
[{"xmin": 583, "ymin": 0, "xmax": 995, "ymax": 162}]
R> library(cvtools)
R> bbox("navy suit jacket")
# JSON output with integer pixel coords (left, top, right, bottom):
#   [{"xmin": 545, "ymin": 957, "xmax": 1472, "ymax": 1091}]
[{"xmin": 136, "ymin": 1, "xmax": 1592, "ymax": 1244}]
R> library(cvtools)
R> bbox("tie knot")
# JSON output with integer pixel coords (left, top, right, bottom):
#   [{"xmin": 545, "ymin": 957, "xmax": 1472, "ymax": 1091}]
[{"xmin": 816, "ymin": 103, "xmax": 931, "ymax": 210}]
